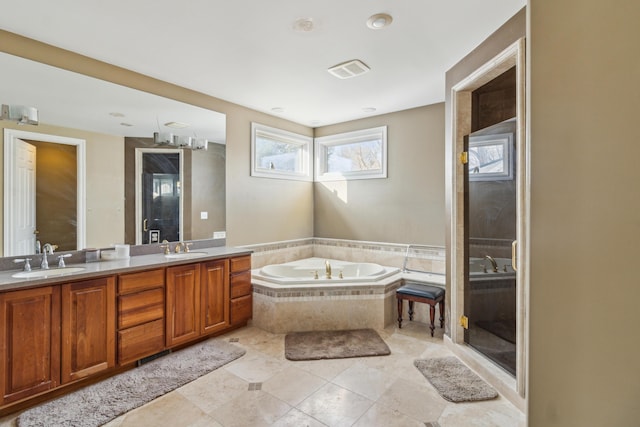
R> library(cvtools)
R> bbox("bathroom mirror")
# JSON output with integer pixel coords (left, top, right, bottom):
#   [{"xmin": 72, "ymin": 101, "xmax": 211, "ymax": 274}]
[{"xmin": 0, "ymin": 52, "xmax": 226, "ymax": 256}]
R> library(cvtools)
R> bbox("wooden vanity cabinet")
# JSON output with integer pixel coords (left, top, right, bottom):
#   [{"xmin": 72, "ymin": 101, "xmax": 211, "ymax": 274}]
[
  {"xmin": 0, "ymin": 286, "xmax": 61, "ymax": 405},
  {"xmin": 166, "ymin": 260, "xmax": 231, "ymax": 347},
  {"xmin": 61, "ymin": 277, "xmax": 116, "ymax": 383},
  {"xmin": 229, "ymin": 255, "xmax": 252, "ymax": 326},
  {"xmin": 117, "ymin": 269, "xmax": 165, "ymax": 365},
  {"xmin": 200, "ymin": 259, "xmax": 230, "ymax": 335},
  {"xmin": 166, "ymin": 263, "xmax": 201, "ymax": 347}
]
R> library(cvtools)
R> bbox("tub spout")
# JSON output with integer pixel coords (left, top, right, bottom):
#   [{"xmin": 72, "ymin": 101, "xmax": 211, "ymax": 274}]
[
  {"xmin": 325, "ymin": 260, "xmax": 332, "ymax": 279},
  {"xmin": 484, "ymin": 255, "xmax": 498, "ymax": 273}
]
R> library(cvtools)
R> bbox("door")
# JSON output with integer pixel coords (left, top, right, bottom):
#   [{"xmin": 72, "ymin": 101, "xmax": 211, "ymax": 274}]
[
  {"xmin": 200, "ymin": 259, "xmax": 229, "ymax": 335},
  {"xmin": 0, "ymin": 286, "xmax": 61, "ymax": 404},
  {"xmin": 136, "ymin": 150, "xmax": 182, "ymax": 245},
  {"xmin": 9, "ymin": 139, "xmax": 37, "ymax": 255},
  {"xmin": 61, "ymin": 277, "xmax": 116, "ymax": 383},
  {"xmin": 463, "ymin": 119, "xmax": 518, "ymax": 376}
]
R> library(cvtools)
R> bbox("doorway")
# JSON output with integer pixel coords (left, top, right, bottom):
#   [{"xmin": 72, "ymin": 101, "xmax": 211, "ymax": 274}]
[
  {"xmin": 449, "ymin": 38, "xmax": 527, "ymax": 400},
  {"xmin": 134, "ymin": 148, "xmax": 183, "ymax": 245},
  {"xmin": 3, "ymin": 129, "xmax": 86, "ymax": 256}
]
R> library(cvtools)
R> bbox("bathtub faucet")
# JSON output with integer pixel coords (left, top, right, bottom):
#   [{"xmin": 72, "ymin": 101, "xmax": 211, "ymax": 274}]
[
  {"xmin": 325, "ymin": 260, "xmax": 332, "ymax": 279},
  {"xmin": 484, "ymin": 255, "xmax": 498, "ymax": 273}
]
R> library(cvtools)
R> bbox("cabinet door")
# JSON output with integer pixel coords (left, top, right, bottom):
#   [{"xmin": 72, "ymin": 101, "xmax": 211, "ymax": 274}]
[
  {"xmin": 200, "ymin": 259, "xmax": 229, "ymax": 335},
  {"xmin": 166, "ymin": 264, "xmax": 201, "ymax": 347},
  {"xmin": 0, "ymin": 287, "xmax": 60, "ymax": 405},
  {"xmin": 61, "ymin": 277, "xmax": 116, "ymax": 383}
]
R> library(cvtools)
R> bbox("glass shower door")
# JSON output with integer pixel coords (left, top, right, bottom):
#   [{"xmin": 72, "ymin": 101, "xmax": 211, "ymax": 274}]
[{"xmin": 463, "ymin": 118, "xmax": 518, "ymax": 376}]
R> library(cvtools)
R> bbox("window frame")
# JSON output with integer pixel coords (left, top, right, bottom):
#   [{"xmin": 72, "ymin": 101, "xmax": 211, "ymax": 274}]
[
  {"xmin": 250, "ymin": 122, "xmax": 313, "ymax": 181},
  {"xmin": 314, "ymin": 125, "xmax": 388, "ymax": 182},
  {"xmin": 467, "ymin": 132, "xmax": 514, "ymax": 181}
]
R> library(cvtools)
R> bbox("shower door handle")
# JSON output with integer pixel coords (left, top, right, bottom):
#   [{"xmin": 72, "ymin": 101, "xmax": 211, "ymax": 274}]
[
  {"xmin": 511, "ymin": 240, "xmax": 518, "ymax": 272},
  {"xmin": 143, "ymin": 218, "xmax": 148, "ymax": 232}
]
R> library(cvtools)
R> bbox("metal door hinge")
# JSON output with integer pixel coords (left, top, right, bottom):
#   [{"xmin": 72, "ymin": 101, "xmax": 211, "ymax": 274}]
[
  {"xmin": 460, "ymin": 315, "xmax": 469, "ymax": 329},
  {"xmin": 460, "ymin": 152, "xmax": 468, "ymax": 164}
]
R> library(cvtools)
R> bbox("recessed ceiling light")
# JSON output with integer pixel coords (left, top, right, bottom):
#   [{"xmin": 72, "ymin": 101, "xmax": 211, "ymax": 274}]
[
  {"xmin": 292, "ymin": 18, "xmax": 315, "ymax": 32},
  {"xmin": 109, "ymin": 112, "xmax": 125, "ymax": 117},
  {"xmin": 120, "ymin": 122, "xmax": 133, "ymax": 127},
  {"xmin": 164, "ymin": 121, "xmax": 189, "ymax": 129},
  {"xmin": 362, "ymin": 107, "xmax": 377, "ymax": 113},
  {"xmin": 366, "ymin": 13, "xmax": 393, "ymax": 30},
  {"xmin": 271, "ymin": 107, "xmax": 284, "ymax": 113}
]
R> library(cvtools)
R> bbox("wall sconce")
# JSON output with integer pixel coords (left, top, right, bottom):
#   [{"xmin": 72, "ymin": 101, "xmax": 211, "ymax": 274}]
[{"xmin": 1, "ymin": 104, "xmax": 39, "ymax": 125}]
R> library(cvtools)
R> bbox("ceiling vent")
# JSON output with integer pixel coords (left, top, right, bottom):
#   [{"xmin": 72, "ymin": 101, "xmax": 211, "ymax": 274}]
[{"xmin": 327, "ymin": 60, "xmax": 370, "ymax": 79}]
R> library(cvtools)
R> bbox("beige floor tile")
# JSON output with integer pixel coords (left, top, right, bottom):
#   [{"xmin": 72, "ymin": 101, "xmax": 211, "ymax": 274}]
[
  {"xmin": 297, "ymin": 383, "xmax": 374, "ymax": 427},
  {"xmin": 262, "ymin": 366, "xmax": 327, "ymax": 406},
  {"xmin": 290, "ymin": 357, "xmax": 357, "ymax": 381},
  {"xmin": 113, "ymin": 391, "xmax": 208, "ymax": 426},
  {"xmin": 177, "ymin": 368, "xmax": 249, "ymax": 413},
  {"xmin": 331, "ymin": 361, "xmax": 395, "ymax": 401},
  {"xmin": 223, "ymin": 350, "xmax": 286, "ymax": 383},
  {"xmin": 0, "ymin": 415, "xmax": 17, "ymax": 427},
  {"xmin": 376, "ymin": 377, "xmax": 448, "ymax": 422},
  {"xmin": 352, "ymin": 402, "xmax": 429, "ymax": 427},
  {"xmin": 271, "ymin": 408, "xmax": 328, "ymax": 427},
  {"xmin": 438, "ymin": 397, "xmax": 526, "ymax": 427},
  {"xmin": 210, "ymin": 390, "xmax": 292, "ymax": 427}
]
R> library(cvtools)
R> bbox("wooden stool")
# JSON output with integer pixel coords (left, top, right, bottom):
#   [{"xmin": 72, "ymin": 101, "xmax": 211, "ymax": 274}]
[{"xmin": 396, "ymin": 282, "xmax": 445, "ymax": 337}]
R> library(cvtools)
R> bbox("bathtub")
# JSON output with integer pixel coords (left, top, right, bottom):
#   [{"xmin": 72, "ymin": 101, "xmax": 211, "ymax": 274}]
[
  {"xmin": 251, "ymin": 257, "xmax": 404, "ymax": 333},
  {"xmin": 254, "ymin": 257, "xmax": 399, "ymax": 285}
]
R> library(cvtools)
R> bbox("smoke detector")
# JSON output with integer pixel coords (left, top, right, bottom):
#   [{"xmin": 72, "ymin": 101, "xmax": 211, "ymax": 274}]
[{"xmin": 327, "ymin": 60, "xmax": 370, "ymax": 79}]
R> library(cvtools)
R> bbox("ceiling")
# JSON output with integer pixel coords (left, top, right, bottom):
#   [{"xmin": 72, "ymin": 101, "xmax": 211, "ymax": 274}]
[{"xmin": 0, "ymin": 0, "xmax": 525, "ymax": 128}]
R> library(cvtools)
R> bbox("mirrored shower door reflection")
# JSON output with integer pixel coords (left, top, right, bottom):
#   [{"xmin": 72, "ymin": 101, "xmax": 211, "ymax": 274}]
[
  {"xmin": 140, "ymin": 151, "xmax": 181, "ymax": 244},
  {"xmin": 463, "ymin": 118, "xmax": 518, "ymax": 377}
]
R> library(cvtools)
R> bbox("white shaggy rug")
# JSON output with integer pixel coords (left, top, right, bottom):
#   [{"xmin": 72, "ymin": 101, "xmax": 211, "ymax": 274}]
[{"xmin": 18, "ymin": 338, "xmax": 245, "ymax": 427}]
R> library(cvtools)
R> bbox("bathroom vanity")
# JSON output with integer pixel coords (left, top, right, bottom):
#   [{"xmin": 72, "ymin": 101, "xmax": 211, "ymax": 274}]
[{"xmin": 0, "ymin": 247, "xmax": 252, "ymax": 415}]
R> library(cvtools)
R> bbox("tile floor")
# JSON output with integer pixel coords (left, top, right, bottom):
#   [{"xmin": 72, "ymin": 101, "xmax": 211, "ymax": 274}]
[{"xmin": 1, "ymin": 322, "xmax": 525, "ymax": 427}]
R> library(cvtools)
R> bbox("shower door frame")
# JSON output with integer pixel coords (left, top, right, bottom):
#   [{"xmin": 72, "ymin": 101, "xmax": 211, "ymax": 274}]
[{"xmin": 448, "ymin": 38, "xmax": 528, "ymax": 400}]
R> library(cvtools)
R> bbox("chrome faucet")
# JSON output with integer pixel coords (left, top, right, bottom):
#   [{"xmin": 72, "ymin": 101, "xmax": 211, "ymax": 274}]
[
  {"xmin": 325, "ymin": 260, "xmax": 332, "ymax": 279},
  {"xmin": 40, "ymin": 243, "xmax": 56, "ymax": 270},
  {"xmin": 484, "ymin": 255, "xmax": 498, "ymax": 273}
]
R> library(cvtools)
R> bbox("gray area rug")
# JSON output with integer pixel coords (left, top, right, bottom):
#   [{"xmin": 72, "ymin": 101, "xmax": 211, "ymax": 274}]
[
  {"xmin": 414, "ymin": 356, "xmax": 498, "ymax": 402},
  {"xmin": 18, "ymin": 338, "xmax": 245, "ymax": 427},
  {"xmin": 285, "ymin": 329, "xmax": 390, "ymax": 361}
]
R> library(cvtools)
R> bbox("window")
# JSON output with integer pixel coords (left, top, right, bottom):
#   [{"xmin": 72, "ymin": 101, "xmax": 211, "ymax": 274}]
[
  {"xmin": 315, "ymin": 126, "xmax": 387, "ymax": 181},
  {"xmin": 467, "ymin": 132, "xmax": 514, "ymax": 181},
  {"xmin": 251, "ymin": 123, "xmax": 312, "ymax": 181}
]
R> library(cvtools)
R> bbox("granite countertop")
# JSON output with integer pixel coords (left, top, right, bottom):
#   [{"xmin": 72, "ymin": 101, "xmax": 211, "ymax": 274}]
[{"xmin": 0, "ymin": 246, "xmax": 252, "ymax": 292}]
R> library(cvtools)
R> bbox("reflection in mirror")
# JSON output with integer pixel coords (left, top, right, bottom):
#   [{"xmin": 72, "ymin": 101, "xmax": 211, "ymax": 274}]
[{"xmin": 0, "ymin": 52, "xmax": 226, "ymax": 257}]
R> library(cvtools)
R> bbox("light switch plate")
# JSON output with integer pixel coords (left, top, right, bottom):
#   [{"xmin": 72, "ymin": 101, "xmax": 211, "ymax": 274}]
[
  {"xmin": 200, "ymin": 211, "xmax": 208, "ymax": 219},
  {"xmin": 213, "ymin": 231, "xmax": 226, "ymax": 239}
]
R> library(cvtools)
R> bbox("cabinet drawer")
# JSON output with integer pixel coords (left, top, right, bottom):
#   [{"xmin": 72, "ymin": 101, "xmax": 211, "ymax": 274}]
[
  {"xmin": 118, "ymin": 288, "xmax": 164, "ymax": 329},
  {"xmin": 231, "ymin": 294, "xmax": 252, "ymax": 325},
  {"xmin": 229, "ymin": 256, "xmax": 251, "ymax": 273},
  {"xmin": 118, "ymin": 319, "xmax": 165, "ymax": 365},
  {"xmin": 118, "ymin": 269, "xmax": 165, "ymax": 294},
  {"xmin": 230, "ymin": 271, "xmax": 252, "ymax": 299}
]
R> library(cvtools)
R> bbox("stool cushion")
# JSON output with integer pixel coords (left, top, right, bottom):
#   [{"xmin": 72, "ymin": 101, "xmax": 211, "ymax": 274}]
[{"xmin": 396, "ymin": 282, "xmax": 445, "ymax": 300}]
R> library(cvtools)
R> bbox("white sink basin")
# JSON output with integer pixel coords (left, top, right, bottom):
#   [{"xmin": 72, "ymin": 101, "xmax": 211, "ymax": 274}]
[
  {"xmin": 12, "ymin": 267, "xmax": 86, "ymax": 279},
  {"xmin": 164, "ymin": 252, "xmax": 208, "ymax": 260}
]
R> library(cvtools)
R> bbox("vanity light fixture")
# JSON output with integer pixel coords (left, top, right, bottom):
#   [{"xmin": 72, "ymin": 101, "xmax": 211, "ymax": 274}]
[
  {"xmin": 1, "ymin": 104, "xmax": 39, "ymax": 125},
  {"xmin": 366, "ymin": 13, "xmax": 393, "ymax": 30}
]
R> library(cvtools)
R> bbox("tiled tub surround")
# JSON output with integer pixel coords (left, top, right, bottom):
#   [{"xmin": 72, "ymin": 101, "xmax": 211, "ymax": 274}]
[{"xmin": 245, "ymin": 239, "xmax": 446, "ymax": 334}]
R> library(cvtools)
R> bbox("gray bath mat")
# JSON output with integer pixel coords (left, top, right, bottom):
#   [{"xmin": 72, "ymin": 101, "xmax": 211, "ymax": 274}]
[
  {"xmin": 17, "ymin": 338, "xmax": 245, "ymax": 427},
  {"xmin": 285, "ymin": 329, "xmax": 390, "ymax": 361},
  {"xmin": 414, "ymin": 356, "xmax": 498, "ymax": 402}
]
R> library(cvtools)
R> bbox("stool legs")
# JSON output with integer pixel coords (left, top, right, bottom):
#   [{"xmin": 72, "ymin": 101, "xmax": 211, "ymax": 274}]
[
  {"xmin": 439, "ymin": 300, "xmax": 445, "ymax": 328},
  {"xmin": 396, "ymin": 295, "xmax": 445, "ymax": 337},
  {"xmin": 408, "ymin": 301, "xmax": 415, "ymax": 321},
  {"xmin": 397, "ymin": 299, "xmax": 404, "ymax": 328}
]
